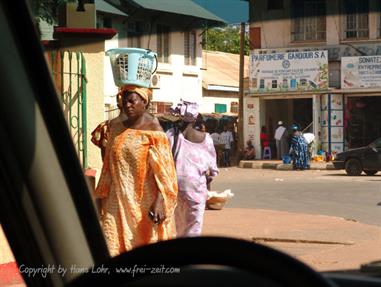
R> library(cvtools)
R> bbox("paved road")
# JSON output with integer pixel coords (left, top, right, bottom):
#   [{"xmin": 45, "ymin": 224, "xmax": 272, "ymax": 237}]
[{"xmin": 211, "ymin": 168, "xmax": 381, "ymax": 226}]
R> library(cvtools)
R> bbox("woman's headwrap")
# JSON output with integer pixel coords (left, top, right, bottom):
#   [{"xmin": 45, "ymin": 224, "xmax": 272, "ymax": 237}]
[
  {"xmin": 116, "ymin": 85, "xmax": 152, "ymax": 106},
  {"xmin": 172, "ymin": 100, "xmax": 199, "ymax": 122},
  {"xmin": 291, "ymin": 123, "xmax": 300, "ymax": 131}
]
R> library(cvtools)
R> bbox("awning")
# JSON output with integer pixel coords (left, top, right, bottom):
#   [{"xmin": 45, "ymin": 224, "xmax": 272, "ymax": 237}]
[
  {"xmin": 95, "ymin": 0, "xmax": 128, "ymax": 16},
  {"xmin": 127, "ymin": 0, "xmax": 225, "ymax": 23}
]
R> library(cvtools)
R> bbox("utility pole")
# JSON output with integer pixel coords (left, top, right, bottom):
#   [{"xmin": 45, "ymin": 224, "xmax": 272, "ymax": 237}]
[{"xmin": 238, "ymin": 22, "xmax": 245, "ymax": 154}]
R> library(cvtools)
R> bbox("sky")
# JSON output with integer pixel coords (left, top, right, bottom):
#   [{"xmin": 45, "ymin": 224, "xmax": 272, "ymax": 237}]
[{"xmin": 192, "ymin": 0, "xmax": 249, "ymax": 24}]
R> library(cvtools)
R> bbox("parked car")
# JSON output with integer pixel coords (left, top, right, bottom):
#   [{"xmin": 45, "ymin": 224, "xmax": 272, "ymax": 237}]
[{"xmin": 332, "ymin": 138, "xmax": 381, "ymax": 176}]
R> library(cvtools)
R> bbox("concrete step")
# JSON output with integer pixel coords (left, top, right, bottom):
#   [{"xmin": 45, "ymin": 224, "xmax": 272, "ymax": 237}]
[{"xmin": 240, "ymin": 160, "xmax": 335, "ymax": 170}]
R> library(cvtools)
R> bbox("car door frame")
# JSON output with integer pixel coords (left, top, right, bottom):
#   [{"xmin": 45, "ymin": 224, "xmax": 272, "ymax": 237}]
[{"xmin": 0, "ymin": 1, "xmax": 109, "ymax": 286}]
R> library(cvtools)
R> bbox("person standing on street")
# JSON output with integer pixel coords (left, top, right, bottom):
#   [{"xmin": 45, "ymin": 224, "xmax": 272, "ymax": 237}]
[
  {"xmin": 95, "ymin": 85, "xmax": 178, "ymax": 256},
  {"xmin": 167, "ymin": 101, "xmax": 218, "ymax": 237},
  {"xmin": 260, "ymin": 126, "xmax": 270, "ymax": 159},
  {"xmin": 220, "ymin": 125, "xmax": 234, "ymax": 167},
  {"xmin": 274, "ymin": 121, "xmax": 289, "ymax": 160},
  {"xmin": 289, "ymin": 124, "xmax": 309, "ymax": 170}
]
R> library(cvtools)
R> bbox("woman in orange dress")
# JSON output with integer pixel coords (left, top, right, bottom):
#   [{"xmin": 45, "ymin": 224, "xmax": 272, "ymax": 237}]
[{"xmin": 95, "ymin": 85, "xmax": 178, "ymax": 256}]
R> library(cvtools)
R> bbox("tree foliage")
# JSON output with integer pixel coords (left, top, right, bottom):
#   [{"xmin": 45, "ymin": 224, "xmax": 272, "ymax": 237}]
[
  {"xmin": 203, "ymin": 25, "xmax": 250, "ymax": 55},
  {"xmin": 28, "ymin": 0, "xmax": 75, "ymax": 24}
]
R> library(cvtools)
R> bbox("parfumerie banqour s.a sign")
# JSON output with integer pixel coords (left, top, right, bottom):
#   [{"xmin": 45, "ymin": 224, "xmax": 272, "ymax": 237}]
[
  {"xmin": 341, "ymin": 55, "xmax": 381, "ymax": 89},
  {"xmin": 249, "ymin": 50, "xmax": 328, "ymax": 93}
]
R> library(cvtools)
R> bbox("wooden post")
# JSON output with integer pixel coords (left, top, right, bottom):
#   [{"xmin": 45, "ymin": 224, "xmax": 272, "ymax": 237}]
[{"xmin": 238, "ymin": 22, "xmax": 245, "ymax": 155}]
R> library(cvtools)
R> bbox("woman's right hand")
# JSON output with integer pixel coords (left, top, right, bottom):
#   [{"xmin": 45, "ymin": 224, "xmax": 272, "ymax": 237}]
[{"xmin": 149, "ymin": 193, "xmax": 166, "ymax": 224}]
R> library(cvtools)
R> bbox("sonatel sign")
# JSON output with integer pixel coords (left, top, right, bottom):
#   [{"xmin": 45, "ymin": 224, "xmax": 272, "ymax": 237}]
[
  {"xmin": 249, "ymin": 50, "xmax": 329, "ymax": 93},
  {"xmin": 342, "ymin": 55, "xmax": 381, "ymax": 89}
]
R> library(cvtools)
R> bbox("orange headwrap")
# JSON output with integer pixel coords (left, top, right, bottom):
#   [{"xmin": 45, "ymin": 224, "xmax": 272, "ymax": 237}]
[{"xmin": 116, "ymin": 85, "xmax": 152, "ymax": 104}]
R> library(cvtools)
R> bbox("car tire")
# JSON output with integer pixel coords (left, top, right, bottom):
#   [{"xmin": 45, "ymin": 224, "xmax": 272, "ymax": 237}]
[
  {"xmin": 364, "ymin": 170, "xmax": 378, "ymax": 176},
  {"xmin": 345, "ymin": 159, "xmax": 362, "ymax": 176}
]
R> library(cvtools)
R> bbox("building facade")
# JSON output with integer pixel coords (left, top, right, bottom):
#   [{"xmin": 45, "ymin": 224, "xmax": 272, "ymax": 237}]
[
  {"xmin": 247, "ymin": 0, "xmax": 381, "ymax": 159},
  {"xmin": 43, "ymin": 1, "xmax": 224, "ymax": 176},
  {"xmin": 101, "ymin": 0, "xmax": 224, "ymax": 120},
  {"xmin": 200, "ymin": 50, "xmax": 249, "ymax": 116}
]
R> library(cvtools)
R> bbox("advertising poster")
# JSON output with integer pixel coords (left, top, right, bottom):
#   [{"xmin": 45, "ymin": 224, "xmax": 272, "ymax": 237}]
[
  {"xmin": 321, "ymin": 94, "xmax": 329, "ymax": 111},
  {"xmin": 331, "ymin": 143, "xmax": 344, "ymax": 154},
  {"xmin": 250, "ymin": 50, "xmax": 328, "ymax": 93},
  {"xmin": 321, "ymin": 111, "xmax": 329, "ymax": 127},
  {"xmin": 342, "ymin": 56, "xmax": 381, "ymax": 89},
  {"xmin": 331, "ymin": 127, "xmax": 344, "ymax": 142},
  {"xmin": 330, "ymin": 94, "xmax": 343, "ymax": 109},
  {"xmin": 322, "ymin": 127, "xmax": 329, "ymax": 142},
  {"xmin": 246, "ymin": 100, "xmax": 256, "ymax": 141},
  {"xmin": 330, "ymin": 110, "xmax": 343, "ymax": 127}
]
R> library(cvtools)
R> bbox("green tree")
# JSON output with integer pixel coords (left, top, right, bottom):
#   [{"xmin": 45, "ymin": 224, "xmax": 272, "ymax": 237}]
[
  {"xmin": 28, "ymin": 0, "xmax": 75, "ymax": 24},
  {"xmin": 203, "ymin": 25, "xmax": 249, "ymax": 55}
]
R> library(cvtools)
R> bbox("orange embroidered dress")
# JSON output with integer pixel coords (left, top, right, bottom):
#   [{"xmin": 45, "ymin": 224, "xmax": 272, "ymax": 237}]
[{"xmin": 95, "ymin": 124, "xmax": 178, "ymax": 256}]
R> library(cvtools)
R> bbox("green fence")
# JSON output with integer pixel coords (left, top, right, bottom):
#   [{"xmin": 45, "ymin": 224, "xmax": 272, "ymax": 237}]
[{"xmin": 49, "ymin": 50, "xmax": 88, "ymax": 168}]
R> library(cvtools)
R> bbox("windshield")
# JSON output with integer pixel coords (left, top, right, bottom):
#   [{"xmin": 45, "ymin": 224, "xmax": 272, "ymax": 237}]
[{"xmin": 2, "ymin": 0, "xmax": 381, "ymax": 285}]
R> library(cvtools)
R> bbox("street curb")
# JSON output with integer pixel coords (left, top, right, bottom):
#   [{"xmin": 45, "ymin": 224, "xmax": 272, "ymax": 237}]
[{"xmin": 239, "ymin": 160, "xmax": 335, "ymax": 170}]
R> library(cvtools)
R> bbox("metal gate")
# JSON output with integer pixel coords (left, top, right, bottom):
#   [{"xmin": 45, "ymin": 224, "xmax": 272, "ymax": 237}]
[{"xmin": 48, "ymin": 50, "xmax": 88, "ymax": 168}]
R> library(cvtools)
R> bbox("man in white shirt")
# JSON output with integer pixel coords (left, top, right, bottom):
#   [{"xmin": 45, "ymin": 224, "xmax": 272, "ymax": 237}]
[
  {"xmin": 210, "ymin": 131, "xmax": 221, "ymax": 145},
  {"xmin": 274, "ymin": 121, "xmax": 289, "ymax": 160},
  {"xmin": 220, "ymin": 126, "xmax": 234, "ymax": 167}
]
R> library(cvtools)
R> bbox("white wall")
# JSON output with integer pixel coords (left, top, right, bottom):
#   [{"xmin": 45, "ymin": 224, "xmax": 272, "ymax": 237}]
[
  {"xmin": 200, "ymin": 95, "xmax": 238, "ymax": 114},
  {"xmin": 150, "ymin": 30, "xmax": 203, "ymax": 106},
  {"xmin": 104, "ymin": 34, "xmax": 119, "ymax": 103},
  {"xmin": 102, "ymin": 28, "xmax": 203, "ymax": 107}
]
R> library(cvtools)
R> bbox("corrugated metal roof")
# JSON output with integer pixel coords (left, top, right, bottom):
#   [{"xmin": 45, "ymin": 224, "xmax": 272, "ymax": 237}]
[
  {"xmin": 202, "ymin": 50, "xmax": 249, "ymax": 89},
  {"xmin": 129, "ymin": 0, "xmax": 225, "ymax": 22},
  {"xmin": 95, "ymin": 0, "xmax": 128, "ymax": 16}
]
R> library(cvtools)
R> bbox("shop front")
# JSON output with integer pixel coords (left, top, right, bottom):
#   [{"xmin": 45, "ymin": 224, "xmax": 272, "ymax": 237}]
[
  {"xmin": 343, "ymin": 95, "xmax": 381, "ymax": 148},
  {"xmin": 341, "ymin": 56, "xmax": 381, "ymax": 150},
  {"xmin": 246, "ymin": 50, "xmax": 329, "ymax": 159}
]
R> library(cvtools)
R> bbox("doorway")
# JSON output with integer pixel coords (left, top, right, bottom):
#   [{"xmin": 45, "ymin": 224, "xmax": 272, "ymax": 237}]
[
  {"xmin": 264, "ymin": 98, "xmax": 313, "ymax": 158},
  {"xmin": 345, "ymin": 96, "xmax": 381, "ymax": 148}
]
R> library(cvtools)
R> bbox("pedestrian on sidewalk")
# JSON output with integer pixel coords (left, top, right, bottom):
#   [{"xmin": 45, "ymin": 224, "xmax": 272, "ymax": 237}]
[
  {"xmin": 243, "ymin": 139, "xmax": 256, "ymax": 160},
  {"xmin": 211, "ymin": 129, "xmax": 224, "ymax": 166},
  {"xmin": 167, "ymin": 100, "xmax": 219, "ymax": 237},
  {"xmin": 95, "ymin": 85, "xmax": 178, "ymax": 256},
  {"xmin": 220, "ymin": 125, "xmax": 234, "ymax": 167},
  {"xmin": 260, "ymin": 126, "xmax": 271, "ymax": 159},
  {"xmin": 274, "ymin": 121, "xmax": 289, "ymax": 160},
  {"xmin": 289, "ymin": 124, "xmax": 309, "ymax": 170}
]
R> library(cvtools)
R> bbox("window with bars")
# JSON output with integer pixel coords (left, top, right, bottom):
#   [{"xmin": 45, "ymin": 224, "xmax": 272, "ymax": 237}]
[
  {"xmin": 184, "ymin": 31, "xmax": 197, "ymax": 65},
  {"xmin": 230, "ymin": 102, "xmax": 239, "ymax": 114},
  {"xmin": 149, "ymin": 101, "xmax": 173, "ymax": 114},
  {"xmin": 343, "ymin": 0, "xmax": 369, "ymax": 39},
  {"xmin": 128, "ymin": 21, "xmax": 143, "ymax": 48},
  {"xmin": 268, "ymin": 0, "xmax": 283, "ymax": 10},
  {"xmin": 157, "ymin": 24, "xmax": 170, "ymax": 63},
  {"xmin": 291, "ymin": 0, "xmax": 326, "ymax": 42}
]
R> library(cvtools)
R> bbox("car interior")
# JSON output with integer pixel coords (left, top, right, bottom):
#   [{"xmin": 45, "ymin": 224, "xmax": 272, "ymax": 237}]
[{"xmin": 1, "ymin": 0, "xmax": 381, "ymax": 286}]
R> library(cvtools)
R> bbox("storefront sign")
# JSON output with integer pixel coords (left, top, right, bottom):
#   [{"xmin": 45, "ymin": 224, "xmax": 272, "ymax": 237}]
[
  {"xmin": 253, "ymin": 43, "xmax": 381, "ymax": 61},
  {"xmin": 341, "ymin": 56, "xmax": 381, "ymax": 89},
  {"xmin": 249, "ymin": 50, "xmax": 328, "ymax": 93}
]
